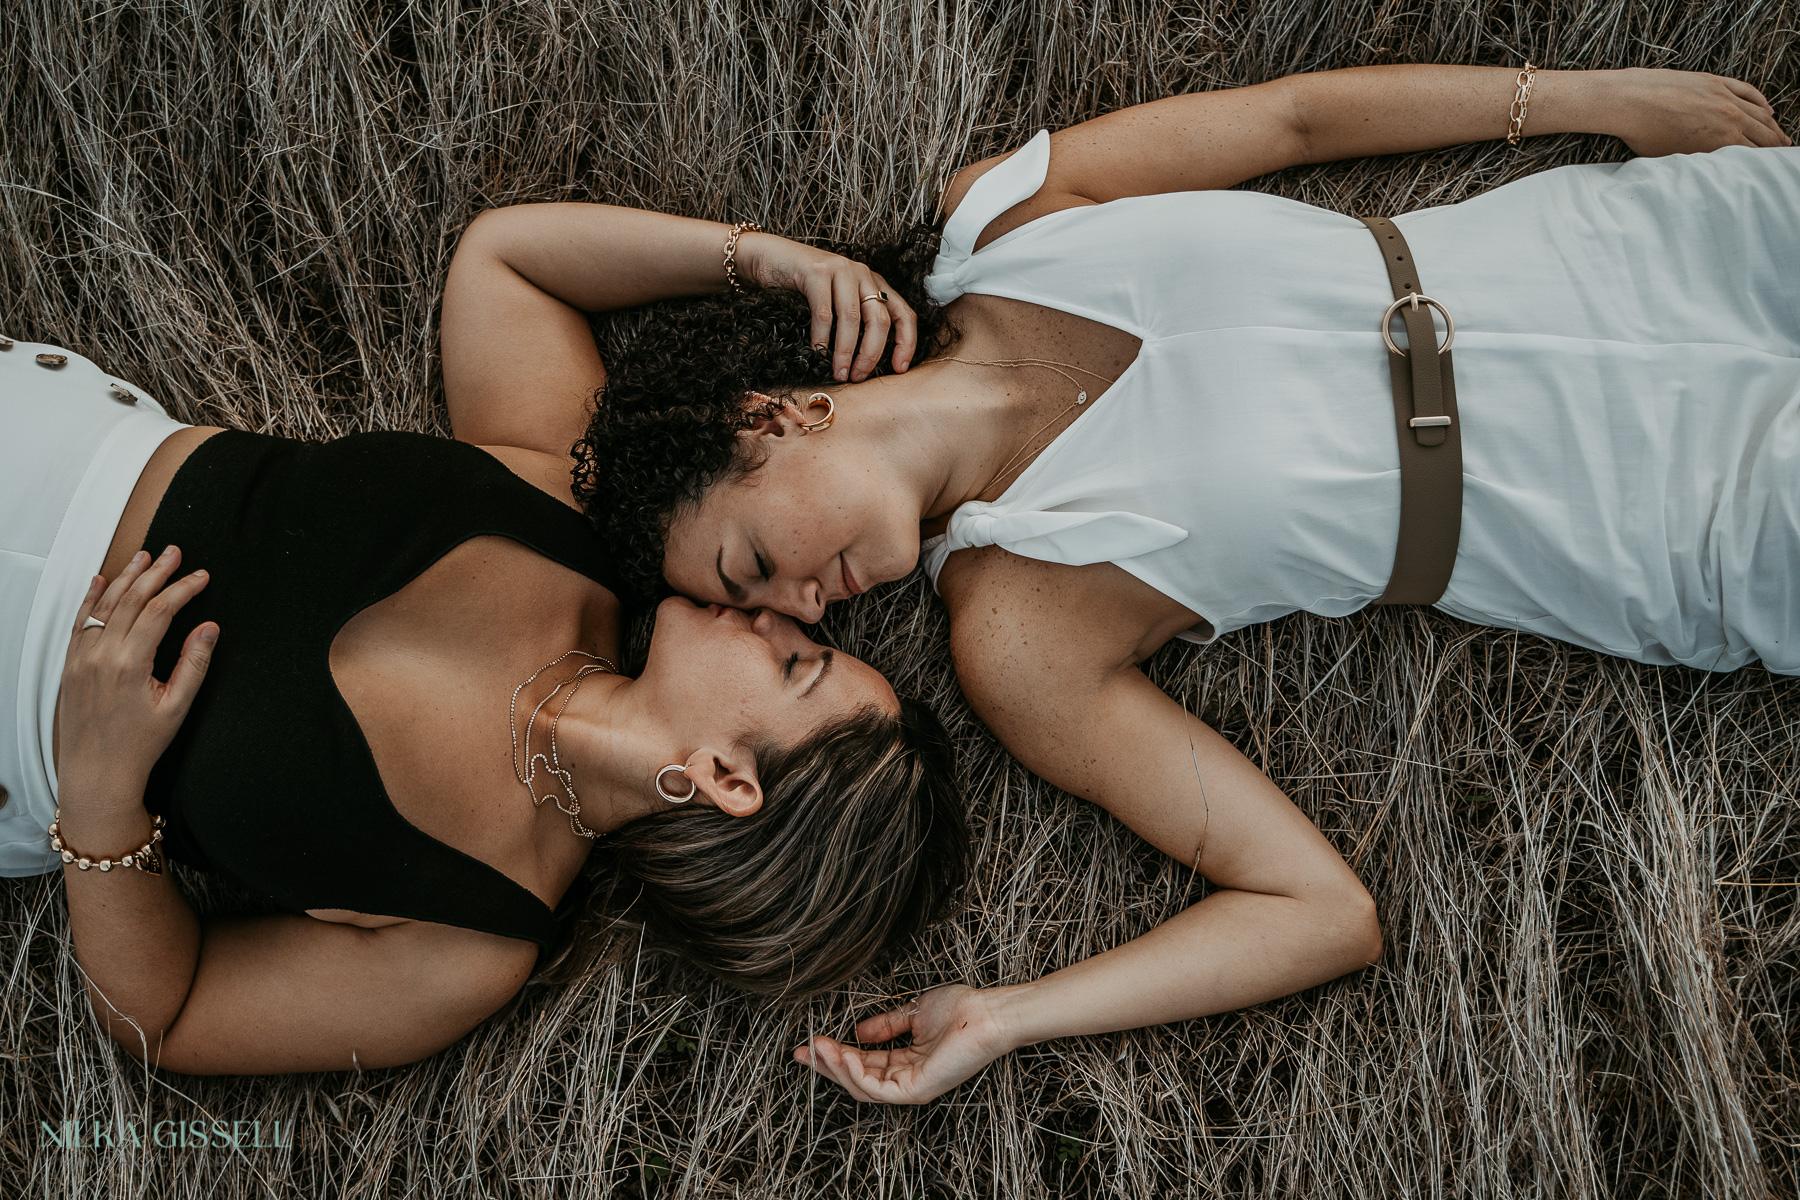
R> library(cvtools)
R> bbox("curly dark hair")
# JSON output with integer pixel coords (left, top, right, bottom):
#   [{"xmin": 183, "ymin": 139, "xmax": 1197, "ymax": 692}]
[{"xmin": 571, "ymin": 222, "xmax": 955, "ymax": 601}]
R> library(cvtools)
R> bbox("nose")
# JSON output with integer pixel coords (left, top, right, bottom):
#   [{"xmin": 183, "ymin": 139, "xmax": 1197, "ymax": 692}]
[{"xmin": 778, "ymin": 577, "xmax": 826, "ymax": 624}]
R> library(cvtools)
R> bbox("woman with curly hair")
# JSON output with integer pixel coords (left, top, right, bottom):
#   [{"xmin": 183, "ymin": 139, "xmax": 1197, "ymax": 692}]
[
  {"xmin": 536, "ymin": 64, "xmax": 1789, "ymax": 1104},
  {"xmin": 0, "ymin": 209, "xmax": 971, "ymax": 1074}
]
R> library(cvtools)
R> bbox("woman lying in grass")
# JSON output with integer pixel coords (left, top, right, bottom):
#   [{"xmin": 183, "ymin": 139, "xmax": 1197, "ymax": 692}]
[
  {"xmin": 487, "ymin": 62, "xmax": 1794, "ymax": 1103},
  {"xmin": 0, "ymin": 244, "xmax": 969, "ymax": 1073}
]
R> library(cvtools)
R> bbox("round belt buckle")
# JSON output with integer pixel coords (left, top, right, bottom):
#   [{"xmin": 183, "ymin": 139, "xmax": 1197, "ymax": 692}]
[{"xmin": 1380, "ymin": 293, "xmax": 1455, "ymax": 357}]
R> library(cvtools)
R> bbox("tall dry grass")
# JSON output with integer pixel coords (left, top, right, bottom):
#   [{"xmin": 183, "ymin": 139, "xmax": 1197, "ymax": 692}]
[{"xmin": 2, "ymin": 1, "xmax": 1797, "ymax": 1197}]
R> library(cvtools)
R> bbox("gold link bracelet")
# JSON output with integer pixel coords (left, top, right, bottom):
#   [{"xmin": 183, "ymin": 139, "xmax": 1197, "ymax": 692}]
[
  {"xmin": 1507, "ymin": 62, "xmax": 1538, "ymax": 145},
  {"xmin": 723, "ymin": 221, "xmax": 763, "ymax": 292}
]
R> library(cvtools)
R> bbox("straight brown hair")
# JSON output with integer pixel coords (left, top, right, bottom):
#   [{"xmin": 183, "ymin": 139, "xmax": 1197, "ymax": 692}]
[{"xmin": 532, "ymin": 696, "xmax": 968, "ymax": 998}]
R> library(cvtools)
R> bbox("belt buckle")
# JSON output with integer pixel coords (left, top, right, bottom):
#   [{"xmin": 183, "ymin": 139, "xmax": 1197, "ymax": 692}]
[{"xmin": 1380, "ymin": 293, "xmax": 1455, "ymax": 358}]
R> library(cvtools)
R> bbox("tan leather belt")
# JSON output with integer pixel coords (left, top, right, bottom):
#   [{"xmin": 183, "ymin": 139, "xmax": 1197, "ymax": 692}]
[{"xmin": 1359, "ymin": 216, "xmax": 1462, "ymax": 606}]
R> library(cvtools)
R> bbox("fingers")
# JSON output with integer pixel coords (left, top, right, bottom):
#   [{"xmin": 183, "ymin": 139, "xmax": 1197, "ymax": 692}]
[
  {"xmin": 63, "ymin": 575, "xmax": 107, "ymax": 674},
  {"xmin": 1717, "ymin": 79, "xmax": 1790, "ymax": 147},
  {"xmin": 163, "ymin": 620, "xmax": 220, "ymax": 715},
  {"xmin": 855, "ymin": 1007, "xmax": 915, "ymax": 1044},
  {"xmin": 849, "ymin": 277, "xmax": 893, "ymax": 382},
  {"xmin": 69, "ymin": 574, "xmax": 105, "ymax": 641},
  {"xmin": 1720, "ymin": 76, "xmax": 1774, "ymax": 114},
  {"xmin": 99, "ymin": 545, "xmax": 184, "ymax": 638},
  {"xmin": 876, "ymin": 274, "xmax": 919, "ymax": 372},
  {"xmin": 1751, "ymin": 120, "xmax": 1793, "ymax": 148},
  {"xmin": 1753, "ymin": 109, "xmax": 1792, "ymax": 147},
  {"xmin": 799, "ymin": 1037, "xmax": 905, "ymax": 1104},
  {"xmin": 795, "ymin": 1037, "xmax": 870, "ymax": 1101},
  {"xmin": 806, "ymin": 279, "xmax": 835, "ymax": 361},
  {"xmin": 125, "ymin": 566, "xmax": 211, "ymax": 658},
  {"xmin": 88, "ymin": 549, "xmax": 155, "ymax": 628},
  {"xmin": 829, "ymin": 270, "xmax": 864, "ymax": 382},
  {"xmin": 798, "ymin": 257, "xmax": 908, "ymax": 381},
  {"xmin": 835, "ymin": 1045, "xmax": 899, "ymax": 1103},
  {"xmin": 1727, "ymin": 94, "xmax": 1790, "ymax": 146}
]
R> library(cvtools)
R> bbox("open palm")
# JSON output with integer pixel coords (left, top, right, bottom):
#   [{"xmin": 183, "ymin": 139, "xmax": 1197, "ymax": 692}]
[{"xmin": 795, "ymin": 985, "xmax": 1013, "ymax": 1104}]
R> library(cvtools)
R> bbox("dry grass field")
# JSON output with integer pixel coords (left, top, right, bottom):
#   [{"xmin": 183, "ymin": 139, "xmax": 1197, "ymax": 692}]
[{"xmin": 2, "ymin": 1, "xmax": 1797, "ymax": 1196}]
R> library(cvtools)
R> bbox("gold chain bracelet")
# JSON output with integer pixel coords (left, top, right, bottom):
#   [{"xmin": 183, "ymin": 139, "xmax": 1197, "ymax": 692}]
[
  {"xmin": 48, "ymin": 808, "xmax": 165, "ymax": 875},
  {"xmin": 1507, "ymin": 62, "xmax": 1538, "ymax": 145},
  {"xmin": 723, "ymin": 221, "xmax": 762, "ymax": 292}
]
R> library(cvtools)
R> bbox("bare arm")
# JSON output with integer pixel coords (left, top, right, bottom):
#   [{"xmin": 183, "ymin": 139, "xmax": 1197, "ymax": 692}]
[
  {"xmin": 76, "ymin": 857, "xmax": 535, "ymax": 1075},
  {"xmin": 943, "ymin": 66, "xmax": 1788, "ymax": 249},
  {"xmin": 53, "ymin": 548, "xmax": 537, "ymax": 1074},
  {"xmin": 53, "ymin": 549, "xmax": 212, "ymax": 1045},
  {"xmin": 799, "ymin": 549, "xmax": 1379, "ymax": 1103},
  {"xmin": 1280, "ymin": 65, "xmax": 1786, "ymax": 165},
  {"xmin": 441, "ymin": 206, "xmax": 918, "ymax": 454},
  {"xmin": 143, "ymin": 915, "xmax": 536, "ymax": 1075}
]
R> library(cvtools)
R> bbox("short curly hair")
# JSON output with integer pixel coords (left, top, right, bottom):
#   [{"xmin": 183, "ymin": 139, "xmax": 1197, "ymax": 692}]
[{"xmin": 571, "ymin": 222, "xmax": 954, "ymax": 601}]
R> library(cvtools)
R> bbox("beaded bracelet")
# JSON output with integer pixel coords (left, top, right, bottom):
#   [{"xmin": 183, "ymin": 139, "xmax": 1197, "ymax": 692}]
[
  {"xmin": 48, "ymin": 808, "xmax": 165, "ymax": 875},
  {"xmin": 723, "ymin": 221, "xmax": 763, "ymax": 292}
]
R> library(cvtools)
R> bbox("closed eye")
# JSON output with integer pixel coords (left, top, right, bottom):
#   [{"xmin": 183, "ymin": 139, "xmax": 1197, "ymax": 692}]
[
  {"xmin": 756, "ymin": 551, "xmax": 771, "ymax": 581},
  {"xmin": 784, "ymin": 652, "xmax": 799, "ymax": 681}
]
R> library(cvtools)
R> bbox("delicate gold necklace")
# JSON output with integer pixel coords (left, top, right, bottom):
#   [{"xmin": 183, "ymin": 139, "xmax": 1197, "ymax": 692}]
[
  {"xmin": 509, "ymin": 649, "xmax": 618, "ymax": 840},
  {"xmin": 937, "ymin": 356, "xmax": 1118, "ymax": 494}
]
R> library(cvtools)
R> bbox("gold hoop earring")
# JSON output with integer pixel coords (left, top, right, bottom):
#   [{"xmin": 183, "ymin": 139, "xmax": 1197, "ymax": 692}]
[
  {"xmin": 799, "ymin": 392, "xmax": 835, "ymax": 432},
  {"xmin": 655, "ymin": 764, "xmax": 696, "ymax": 804}
]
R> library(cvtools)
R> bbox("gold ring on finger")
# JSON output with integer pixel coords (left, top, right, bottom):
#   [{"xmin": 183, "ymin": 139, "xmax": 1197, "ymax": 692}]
[{"xmin": 859, "ymin": 293, "xmax": 884, "ymax": 306}]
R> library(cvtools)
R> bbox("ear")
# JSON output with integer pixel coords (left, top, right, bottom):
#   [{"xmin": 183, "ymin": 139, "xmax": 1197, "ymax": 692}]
[
  {"xmin": 682, "ymin": 746, "xmax": 764, "ymax": 818},
  {"xmin": 740, "ymin": 392, "xmax": 809, "ymax": 438}
]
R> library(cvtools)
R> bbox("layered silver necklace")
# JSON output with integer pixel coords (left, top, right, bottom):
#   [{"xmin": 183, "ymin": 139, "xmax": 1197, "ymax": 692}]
[{"xmin": 508, "ymin": 649, "xmax": 618, "ymax": 839}]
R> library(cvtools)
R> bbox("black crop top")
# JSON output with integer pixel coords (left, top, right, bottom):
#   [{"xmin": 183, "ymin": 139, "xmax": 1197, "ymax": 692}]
[{"xmin": 141, "ymin": 430, "xmax": 628, "ymax": 956}]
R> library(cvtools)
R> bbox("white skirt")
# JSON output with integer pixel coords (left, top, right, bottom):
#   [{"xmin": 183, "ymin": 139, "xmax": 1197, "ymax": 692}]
[{"xmin": 0, "ymin": 339, "xmax": 187, "ymax": 876}]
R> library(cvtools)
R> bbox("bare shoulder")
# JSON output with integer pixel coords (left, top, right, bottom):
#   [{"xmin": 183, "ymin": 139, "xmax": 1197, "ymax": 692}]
[{"xmin": 938, "ymin": 546, "xmax": 1203, "ymax": 687}]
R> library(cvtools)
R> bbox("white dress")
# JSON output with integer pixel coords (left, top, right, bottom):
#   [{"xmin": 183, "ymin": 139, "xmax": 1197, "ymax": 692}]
[{"xmin": 921, "ymin": 131, "xmax": 1800, "ymax": 674}]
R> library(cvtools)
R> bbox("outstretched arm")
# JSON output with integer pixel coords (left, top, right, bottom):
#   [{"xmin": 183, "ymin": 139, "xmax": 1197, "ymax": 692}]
[
  {"xmin": 798, "ymin": 549, "xmax": 1380, "ymax": 1104},
  {"xmin": 1280, "ymin": 64, "xmax": 1786, "ymax": 163},
  {"xmin": 944, "ymin": 67, "xmax": 1789, "ymax": 244}
]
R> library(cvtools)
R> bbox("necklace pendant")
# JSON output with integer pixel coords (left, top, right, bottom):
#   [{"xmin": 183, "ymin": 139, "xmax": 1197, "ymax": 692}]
[{"xmin": 1077, "ymin": 391, "xmax": 1088, "ymax": 405}]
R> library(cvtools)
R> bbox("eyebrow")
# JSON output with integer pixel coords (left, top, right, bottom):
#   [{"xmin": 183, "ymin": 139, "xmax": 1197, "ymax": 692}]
[
  {"xmin": 801, "ymin": 650, "xmax": 835, "ymax": 699},
  {"xmin": 715, "ymin": 546, "xmax": 746, "ymax": 602}
]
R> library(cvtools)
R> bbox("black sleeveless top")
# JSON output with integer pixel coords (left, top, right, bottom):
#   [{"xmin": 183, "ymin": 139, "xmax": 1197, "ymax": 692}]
[{"xmin": 141, "ymin": 430, "xmax": 627, "ymax": 957}]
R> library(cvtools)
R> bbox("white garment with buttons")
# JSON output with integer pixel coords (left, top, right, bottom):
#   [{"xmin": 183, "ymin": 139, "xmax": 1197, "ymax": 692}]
[
  {"xmin": 0, "ymin": 341, "xmax": 187, "ymax": 874},
  {"xmin": 921, "ymin": 131, "xmax": 1800, "ymax": 673}
]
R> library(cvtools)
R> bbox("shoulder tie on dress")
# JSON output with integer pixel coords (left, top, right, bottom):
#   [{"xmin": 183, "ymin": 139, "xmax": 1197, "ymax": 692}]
[
  {"xmin": 922, "ymin": 501, "xmax": 1189, "ymax": 585},
  {"xmin": 924, "ymin": 129, "xmax": 1053, "ymax": 305}
]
